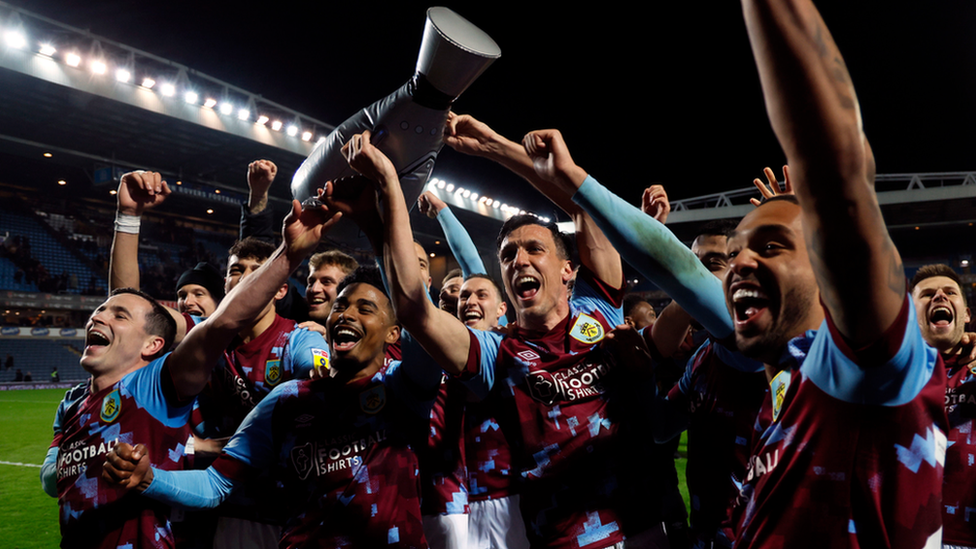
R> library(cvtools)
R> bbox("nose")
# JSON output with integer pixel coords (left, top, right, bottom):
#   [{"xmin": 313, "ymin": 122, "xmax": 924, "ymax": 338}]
[
  {"xmin": 728, "ymin": 249, "xmax": 757, "ymax": 276},
  {"xmin": 512, "ymin": 247, "xmax": 529, "ymax": 268},
  {"xmin": 933, "ymin": 289, "xmax": 949, "ymax": 302}
]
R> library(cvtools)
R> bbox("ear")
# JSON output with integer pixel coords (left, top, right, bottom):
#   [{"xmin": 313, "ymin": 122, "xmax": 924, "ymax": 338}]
[
  {"xmin": 560, "ymin": 260, "xmax": 573, "ymax": 283},
  {"xmin": 624, "ymin": 316, "xmax": 636, "ymax": 328},
  {"xmin": 965, "ymin": 307, "xmax": 972, "ymax": 326},
  {"xmin": 274, "ymin": 283, "xmax": 289, "ymax": 302},
  {"xmin": 386, "ymin": 324, "xmax": 401, "ymax": 345},
  {"xmin": 142, "ymin": 335, "xmax": 166, "ymax": 360},
  {"xmin": 496, "ymin": 301, "xmax": 508, "ymax": 321}
]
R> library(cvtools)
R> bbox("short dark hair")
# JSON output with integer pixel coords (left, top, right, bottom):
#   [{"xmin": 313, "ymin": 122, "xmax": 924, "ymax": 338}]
[
  {"xmin": 309, "ymin": 250, "xmax": 359, "ymax": 276},
  {"xmin": 622, "ymin": 293, "xmax": 651, "ymax": 318},
  {"xmin": 442, "ymin": 268, "xmax": 463, "ymax": 287},
  {"xmin": 758, "ymin": 194, "xmax": 800, "ymax": 207},
  {"xmin": 912, "ymin": 264, "xmax": 967, "ymax": 307},
  {"xmin": 109, "ymin": 288, "xmax": 176, "ymax": 358},
  {"xmin": 496, "ymin": 214, "xmax": 572, "ymax": 263},
  {"xmin": 336, "ymin": 264, "xmax": 394, "ymax": 316},
  {"xmin": 463, "ymin": 273, "xmax": 504, "ymax": 302},
  {"xmin": 695, "ymin": 219, "xmax": 738, "ymax": 241},
  {"xmin": 228, "ymin": 237, "xmax": 276, "ymax": 262}
]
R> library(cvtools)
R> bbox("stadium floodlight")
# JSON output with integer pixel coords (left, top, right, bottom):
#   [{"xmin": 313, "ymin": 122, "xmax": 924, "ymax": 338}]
[
  {"xmin": 184, "ymin": 91, "xmax": 198, "ymax": 104},
  {"xmin": 238, "ymin": 108, "xmax": 250, "ymax": 121},
  {"xmin": 286, "ymin": 125, "xmax": 299, "ymax": 137},
  {"xmin": 65, "ymin": 52, "xmax": 81, "ymax": 67},
  {"xmin": 256, "ymin": 115, "xmax": 269, "ymax": 126},
  {"xmin": 38, "ymin": 44, "xmax": 56, "ymax": 57},
  {"xmin": 462, "ymin": 189, "xmax": 471, "ymax": 198},
  {"xmin": 493, "ymin": 201, "xmax": 501, "ymax": 209},
  {"xmin": 115, "ymin": 68, "xmax": 131, "ymax": 83},
  {"xmin": 316, "ymin": 136, "xmax": 326, "ymax": 144},
  {"xmin": 57, "ymin": 180, "xmax": 66, "ymax": 186},
  {"xmin": 302, "ymin": 131, "xmax": 313, "ymax": 142},
  {"xmin": 271, "ymin": 120, "xmax": 283, "ymax": 131},
  {"xmin": 5, "ymin": 31, "xmax": 26, "ymax": 50},
  {"xmin": 445, "ymin": 183, "xmax": 455, "ymax": 192},
  {"xmin": 203, "ymin": 98, "xmax": 217, "ymax": 109},
  {"xmin": 455, "ymin": 187, "xmax": 464, "ymax": 195},
  {"xmin": 219, "ymin": 102, "xmax": 233, "ymax": 115},
  {"xmin": 141, "ymin": 77, "xmax": 155, "ymax": 89},
  {"xmin": 91, "ymin": 60, "xmax": 106, "ymax": 75},
  {"xmin": 470, "ymin": 192, "xmax": 478, "ymax": 200},
  {"xmin": 437, "ymin": 180, "xmax": 446, "ymax": 189},
  {"xmin": 160, "ymin": 83, "xmax": 176, "ymax": 97}
]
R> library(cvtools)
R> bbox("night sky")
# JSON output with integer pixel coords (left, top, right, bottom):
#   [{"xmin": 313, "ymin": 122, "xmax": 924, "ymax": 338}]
[{"xmin": 10, "ymin": 1, "xmax": 976, "ymax": 211}]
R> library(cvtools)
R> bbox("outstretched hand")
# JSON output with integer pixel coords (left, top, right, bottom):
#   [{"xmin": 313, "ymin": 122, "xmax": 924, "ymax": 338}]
[
  {"xmin": 417, "ymin": 191, "xmax": 447, "ymax": 219},
  {"xmin": 641, "ymin": 185, "xmax": 671, "ymax": 224},
  {"xmin": 117, "ymin": 171, "xmax": 171, "ymax": 216},
  {"xmin": 282, "ymin": 185, "xmax": 343, "ymax": 259},
  {"xmin": 750, "ymin": 165, "xmax": 793, "ymax": 207},
  {"xmin": 522, "ymin": 129, "xmax": 588, "ymax": 197},
  {"xmin": 341, "ymin": 131, "xmax": 398, "ymax": 189},
  {"xmin": 102, "ymin": 442, "xmax": 153, "ymax": 491},
  {"xmin": 443, "ymin": 112, "xmax": 503, "ymax": 158}
]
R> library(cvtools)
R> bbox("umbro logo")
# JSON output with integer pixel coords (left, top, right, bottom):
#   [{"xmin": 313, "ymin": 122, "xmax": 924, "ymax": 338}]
[
  {"xmin": 295, "ymin": 414, "xmax": 315, "ymax": 424},
  {"xmin": 517, "ymin": 350, "xmax": 540, "ymax": 362}
]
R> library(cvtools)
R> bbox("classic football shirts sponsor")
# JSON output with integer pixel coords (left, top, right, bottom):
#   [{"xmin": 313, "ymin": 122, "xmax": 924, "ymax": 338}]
[{"xmin": 941, "ymin": 353, "xmax": 976, "ymax": 545}]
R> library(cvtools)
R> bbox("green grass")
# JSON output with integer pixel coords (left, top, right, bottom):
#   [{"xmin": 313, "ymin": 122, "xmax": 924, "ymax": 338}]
[
  {"xmin": 0, "ymin": 389, "xmax": 64, "ymax": 548},
  {"xmin": 0, "ymin": 389, "xmax": 691, "ymax": 546}
]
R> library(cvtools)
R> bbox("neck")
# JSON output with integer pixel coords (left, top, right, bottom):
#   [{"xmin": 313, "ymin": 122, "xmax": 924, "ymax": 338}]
[
  {"xmin": 516, "ymin": 300, "xmax": 570, "ymax": 337},
  {"xmin": 239, "ymin": 306, "xmax": 276, "ymax": 344},
  {"xmin": 89, "ymin": 362, "xmax": 145, "ymax": 393},
  {"xmin": 335, "ymin": 354, "xmax": 385, "ymax": 385}
]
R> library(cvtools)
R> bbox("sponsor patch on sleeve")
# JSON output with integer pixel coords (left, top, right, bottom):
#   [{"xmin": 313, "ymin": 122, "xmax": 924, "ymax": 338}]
[{"xmin": 312, "ymin": 348, "xmax": 330, "ymax": 370}]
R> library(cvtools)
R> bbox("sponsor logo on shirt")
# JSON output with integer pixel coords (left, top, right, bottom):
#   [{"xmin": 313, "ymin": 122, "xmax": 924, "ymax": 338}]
[
  {"xmin": 360, "ymin": 384, "xmax": 386, "ymax": 414},
  {"xmin": 58, "ymin": 438, "xmax": 118, "ymax": 480},
  {"xmin": 290, "ymin": 429, "xmax": 387, "ymax": 480},
  {"xmin": 100, "ymin": 389, "xmax": 121, "ymax": 423},
  {"xmin": 265, "ymin": 360, "xmax": 282, "ymax": 387},
  {"xmin": 569, "ymin": 313, "xmax": 605, "ymax": 345},
  {"xmin": 745, "ymin": 449, "xmax": 780, "ymax": 483},
  {"xmin": 526, "ymin": 360, "xmax": 610, "ymax": 405},
  {"xmin": 313, "ymin": 348, "xmax": 329, "ymax": 370}
]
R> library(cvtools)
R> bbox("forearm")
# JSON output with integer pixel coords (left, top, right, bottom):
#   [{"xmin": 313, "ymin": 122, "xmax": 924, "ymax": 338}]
[
  {"xmin": 40, "ymin": 447, "xmax": 58, "ymax": 497},
  {"xmin": 108, "ymin": 231, "xmax": 140, "ymax": 292},
  {"xmin": 239, "ymin": 202, "xmax": 275, "ymax": 244},
  {"xmin": 436, "ymin": 207, "xmax": 485, "ymax": 277},
  {"xmin": 380, "ymin": 178, "xmax": 433, "ymax": 323},
  {"xmin": 649, "ymin": 301, "xmax": 695, "ymax": 359},
  {"xmin": 142, "ymin": 467, "xmax": 234, "ymax": 510},
  {"xmin": 573, "ymin": 177, "xmax": 733, "ymax": 338},
  {"xmin": 484, "ymin": 135, "xmax": 581, "ymax": 215}
]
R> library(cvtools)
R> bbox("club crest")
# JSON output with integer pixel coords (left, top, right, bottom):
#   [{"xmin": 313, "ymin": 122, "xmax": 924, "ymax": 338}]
[
  {"xmin": 569, "ymin": 313, "xmax": 604, "ymax": 344},
  {"xmin": 360, "ymin": 384, "xmax": 386, "ymax": 414},
  {"xmin": 266, "ymin": 360, "xmax": 282, "ymax": 387},
  {"xmin": 101, "ymin": 389, "xmax": 122, "ymax": 423}
]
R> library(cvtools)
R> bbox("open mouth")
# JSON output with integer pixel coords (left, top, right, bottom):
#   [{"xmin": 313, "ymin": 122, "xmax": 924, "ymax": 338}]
[
  {"xmin": 86, "ymin": 329, "xmax": 110, "ymax": 349},
  {"xmin": 308, "ymin": 296, "xmax": 327, "ymax": 308},
  {"xmin": 462, "ymin": 308, "xmax": 484, "ymax": 325},
  {"xmin": 732, "ymin": 287, "xmax": 770, "ymax": 324},
  {"xmin": 514, "ymin": 276, "xmax": 541, "ymax": 301},
  {"xmin": 930, "ymin": 306, "xmax": 954, "ymax": 328},
  {"xmin": 331, "ymin": 326, "xmax": 362, "ymax": 352}
]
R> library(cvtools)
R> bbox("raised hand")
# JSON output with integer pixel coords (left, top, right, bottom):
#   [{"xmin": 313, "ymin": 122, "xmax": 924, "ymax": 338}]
[
  {"xmin": 282, "ymin": 186, "xmax": 342, "ymax": 259},
  {"xmin": 641, "ymin": 185, "xmax": 671, "ymax": 224},
  {"xmin": 417, "ymin": 190, "xmax": 447, "ymax": 219},
  {"xmin": 521, "ymin": 129, "xmax": 588, "ymax": 197},
  {"xmin": 117, "ymin": 171, "xmax": 171, "ymax": 216},
  {"xmin": 102, "ymin": 442, "xmax": 153, "ymax": 491},
  {"xmin": 443, "ymin": 112, "xmax": 503, "ymax": 158},
  {"xmin": 246, "ymin": 160, "xmax": 277, "ymax": 213},
  {"xmin": 340, "ymin": 131, "xmax": 398, "ymax": 189},
  {"xmin": 749, "ymin": 165, "xmax": 793, "ymax": 207}
]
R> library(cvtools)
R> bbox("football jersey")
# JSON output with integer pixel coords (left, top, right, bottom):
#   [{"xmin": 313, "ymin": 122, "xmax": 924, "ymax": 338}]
[
  {"xmin": 734, "ymin": 297, "xmax": 948, "ymax": 549},
  {"xmin": 941, "ymin": 352, "xmax": 976, "ymax": 545},
  {"xmin": 464, "ymin": 393, "xmax": 516, "ymax": 502},
  {"xmin": 420, "ymin": 374, "xmax": 469, "ymax": 516},
  {"xmin": 52, "ymin": 355, "xmax": 191, "ymax": 549},
  {"xmin": 211, "ymin": 357, "xmax": 439, "ymax": 548},
  {"xmin": 667, "ymin": 340, "xmax": 767, "ymax": 545},
  {"xmin": 463, "ymin": 268, "xmax": 661, "ymax": 549}
]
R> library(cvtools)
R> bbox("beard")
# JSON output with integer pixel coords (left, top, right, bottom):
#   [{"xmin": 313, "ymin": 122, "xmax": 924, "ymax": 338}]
[{"xmin": 737, "ymin": 283, "xmax": 819, "ymax": 364}]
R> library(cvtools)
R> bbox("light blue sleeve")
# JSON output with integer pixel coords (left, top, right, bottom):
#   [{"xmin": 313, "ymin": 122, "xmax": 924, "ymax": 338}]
[
  {"xmin": 572, "ymin": 175, "xmax": 733, "ymax": 339},
  {"xmin": 143, "ymin": 467, "xmax": 236, "ymax": 510},
  {"xmin": 460, "ymin": 328, "xmax": 504, "ymax": 400},
  {"xmin": 285, "ymin": 328, "xmax": 330, "ymax": 380},
  {"xmin": 436, "ymin": 206, "xmax": 486, "ymax": 278},
  {"xmin": 803, "ymin": 296, "xmax": 937, "ymax": 406},
  {"xmin": 571, "ymin": 272, "xmax": 624, "ymax": 327},
  {"xmin": 123, "ymin": 353, "xmax": 193, "ymax": 429},
  {"xmin": 222, "ymin": 382, "xmax": 292, "ymax": 468},
  {"xmin": 40, "ymin": 446, "xmax": 58, "ymax": 497}
]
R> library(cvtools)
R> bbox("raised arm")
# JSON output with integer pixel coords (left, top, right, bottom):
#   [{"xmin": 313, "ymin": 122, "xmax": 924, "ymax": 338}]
[
  {"xmin": 743, "ymin": 0, "xmax": 901, "ymax": 344},
  {"xmin": 240, "ymin": 160, "xmax": 277, "ymax": 244},
  {"xmin": 341, "ymin": 132, "xmax": 472, "ymax": 374},
  {"xmin": 418, "ymin": 190, "xmax": 486, "ymax": 277},
  {"xmin": 166, "ymin": 193, "xmax": 340, "ymax": 400},
  {"xmin": 445, "ymin": 114, "xmax": 622, "ymax": 287}
]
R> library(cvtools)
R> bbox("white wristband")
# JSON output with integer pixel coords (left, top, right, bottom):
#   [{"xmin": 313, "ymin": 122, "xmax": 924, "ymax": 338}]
[{"xmin": 114, "ymin": 213, "xmax": 141, "ymax": 234}]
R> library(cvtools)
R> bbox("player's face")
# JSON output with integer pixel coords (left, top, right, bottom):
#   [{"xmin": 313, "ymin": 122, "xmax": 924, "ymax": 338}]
[
  {"xmin": 627, "ymin": 301, "xmax": 657, "ymax": 331},
  {"xmin": 912, "ymin": 275, "xmax": 971, "ymax": 353},
  {"xmin": 692, "ymin": 234, "xmax": 729, "ymax": 278},
  {"xmin": 225, "ymin": 255, "xmax": 266, "ymax": 294},
  {"xmin": 498, "ymin": 224, "xmax": 572, "ymax": 325},
  {"xmin": 725, "ymin": 201, "xmax": 821, "ymax": 363},
  {"xmin": 458, "ymin": 277, "xmax": 507, "ymax": 331},
  {"xmin": 439, "ymin": 276, "xmax": 463, "ymax": 316},
  {"xmin": 415, "ymin": 242, "xmax": 431, "ymax": 289},
  {"xmin": 306, "ymin": 264, "xmax": 348, "ymax": 322},
  {"xmin": 328, "ymin": 283, "xmax": 399, "ymax": 372},
  {"xmin": 81, "ymin": 293, "xmax": 159, "ymax": 375},
  {"xmin": 177, "ymin": 284, "xmax": 217, "ymax": 317}
]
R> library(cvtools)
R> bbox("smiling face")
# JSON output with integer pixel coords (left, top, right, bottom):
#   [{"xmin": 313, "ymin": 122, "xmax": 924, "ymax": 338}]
[
  {"xmin": 81, "ymin": 293, "xmax": 164, "ymax": 377},
  {"xmin": 458, "ymin": 277, "xmax": 507, "ymax": 331},
  {"xmin": 177, "ymin": 284, "xmax": 217, "ymax": 317},
  {"xmin": 414, "ymin": 242, "xmax": 432, "ymax": 289},
  {"xmin": 498, "ymin": 224, "xmax": 573, "ymax": 330},
  {"xmin": 327, "ymin": 283, "xmax": 399, "ymax": 376},
  {"xmin": 439, "ymin": 276, "xmax": 463, "ymax": 316},
  {"xmin": 912, "ymin": 275, "xmax": 971, "ymax": 353},
  {"xmin": 725, "ymin": 200, "xmax": 822, "ymax": 363},
  {"xmin": 306, "ymin": 264, "xmax": 350, "ymax": 322}
]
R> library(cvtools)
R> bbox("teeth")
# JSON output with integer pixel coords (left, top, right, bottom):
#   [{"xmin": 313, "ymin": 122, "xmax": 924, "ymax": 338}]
[
  {"xmin": 336, "ymin": 329, "xmax": 358, "ymax": 337},
  {"xmin": 310, "ymin": 298, "xmax": 325, "ymax": 305},
  {"xmin": 733, "ymin": 288, "xmax": 767, "ymax": 302},
  {"xmin": 464, "ymin": 311, "xmax": 482, "ymax": 320}
]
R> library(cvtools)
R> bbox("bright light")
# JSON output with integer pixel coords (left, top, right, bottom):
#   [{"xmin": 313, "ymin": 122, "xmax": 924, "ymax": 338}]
[
  {"xmin": 206, "ymin": 208, "xmax": 214, "ymax": 214},
  {"xmin": 214, "ymin": 189, "xmax": 221, "ymax": 194},
  {"xmin": 43, "ymin": 152, "xmax": 52, "ymax": 158},
  {"xmin": 470, "ymin": 193, "xmax": 478, "ymax": 200},
  {"xmin": 286, "ymin": 125, "xmax": 298, "ymax": 137},
  {"xmin": 493, "ymin": 201, "xmax": 500, "ymax": 209},
  {"xmin": 115, "ymin": 68, "xmax": 131, "ymax": 83},
  {"xmin": 91, "ymin": 60, "xmax": 106, "ymax": 75},
  {"xmin": 219, "ymin": 102, "xmax": 233, "ymax": 115},
  {"xmin": 161, "ymin": 83, "xmax": 176, "ymax": 97},
  {"xmin": 184, "ymin": 91, "xmax": 198, "ymax": 104},
  {"xmin": 141, "ymin": 77, "xmax": 155, "ymax": 89},
  {"xmin": 484, "ymin": 198, "xmax": 493, "ymax": 206},
  {"xmin": 109, "ymin": 189, "xmax": 117, "ymax": 195},
  {"xmin": 445, "ymin": 184, "xmax": 455, "ymax": 192},
  {"xmin": 963, "ymin": 259, "xmax": 971, "ymax": 268},
  {"xmin": 316, "ymin": 136, "xmax": 326, "ymax": 144},
  {"xmin": 302, "ymin": 131, "xmax": 312, "ymax": 142},
  {"xmin": 271, "ymin": 120, "xmax": 283, "ymax": 131},
  {"xmin": 429, "ymin": 178, "xmax": 440, "ymax": 187},
  {"xmin": 256, "ymin": 115, "xmax": 269, "ymax": 126},
  {"xmin": 455, "ymin": 187, "xmax": 464, "ymax": 195},
  {"xmin": 238, "ymin": 109, "xmax": 250, "ymax": 121},
  {"xmin": 5, "ymin": 31, "xmax": 26, "ymax": 50},
  {"xmin": 66, "ymin": 53, "xmax": 81, "ymax": 67},
  {"xmin": 57, "ymin": 180, "xmax": 66, "ymax": 186},
  {"xmin": 542, "ymin": 217, "xmax": 551, "ymax": 223},
  {"xmin": 203, "ymin": 98, "xmax": 217, "ymax": 109},
  {"xmin": 437, "ymin": 180, "xmax": 446, "ymax": 189},
  {"xmin": 462, "ymin": 189, "xmax": 471, "ymax": 198},
  {"xmin": 429, "ymin": 252, "xmax": 436, "ymax": 258},
  {"xmin": 38, "ymin": 44, "xmax": 56, "ymax": 57}
]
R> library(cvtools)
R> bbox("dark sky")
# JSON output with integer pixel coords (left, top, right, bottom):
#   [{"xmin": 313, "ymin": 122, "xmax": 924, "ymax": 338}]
[{"xmin": 12, "ymin": 1, "xmax": 976, "ymax": 210}]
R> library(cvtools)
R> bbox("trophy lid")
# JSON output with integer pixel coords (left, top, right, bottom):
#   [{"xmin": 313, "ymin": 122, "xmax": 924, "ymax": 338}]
[{"xmin": 416, "ymin": 7, "xmax": 501, "ymax": 99}]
